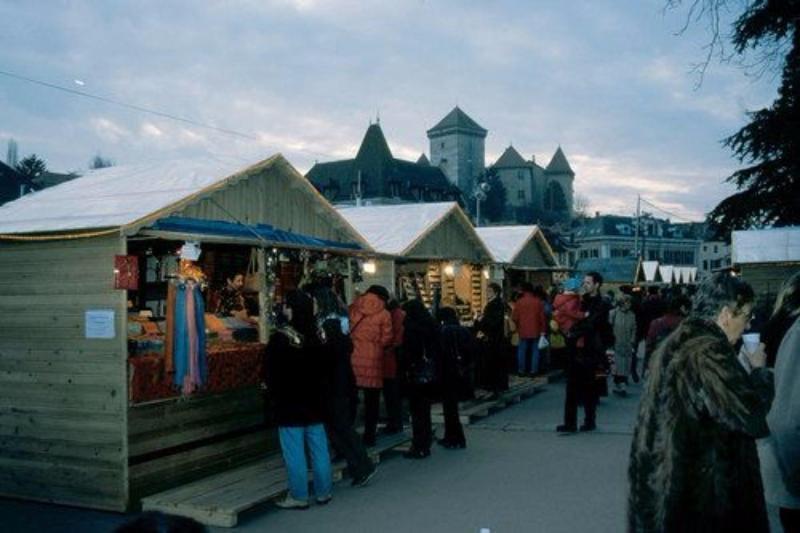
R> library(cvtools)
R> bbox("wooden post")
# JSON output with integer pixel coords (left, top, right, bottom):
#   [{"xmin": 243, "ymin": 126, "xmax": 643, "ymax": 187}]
[{"xmin": 257, "ymin": 247, "xmax": 268, "ymax": 343}]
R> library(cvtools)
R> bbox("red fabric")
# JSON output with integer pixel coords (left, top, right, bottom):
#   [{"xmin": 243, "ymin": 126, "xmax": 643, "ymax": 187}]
[
  {"xmin": 114, "ymin": 255, "xmax": 139, "ymax": 290},
  {"xmin": 511, "ymin": 293, "xmax": 546, "ymax": 338},
  {"xmin": 349, "ymin": 293, "xmax": 393, "ymax": 389},
  {"xmin": 383, "ymin": 307, "xmax": 406, "ymax": 379},
  {"xmin": 128, "ymin": 342, "xmax": 265, "ymax": 403},
  {"xmin": 553, "ymin": 293, "xmax": 584, "ymax": 333}
]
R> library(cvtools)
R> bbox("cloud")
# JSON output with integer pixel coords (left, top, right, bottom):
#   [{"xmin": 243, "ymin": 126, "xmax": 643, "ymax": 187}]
[
  {"xmin": 140, "ymin": 122, "xmax": 163, "ymax": 137},
  {"xmin": 90, "ymin": 117, "xmax": 130, "ymax": 143}
]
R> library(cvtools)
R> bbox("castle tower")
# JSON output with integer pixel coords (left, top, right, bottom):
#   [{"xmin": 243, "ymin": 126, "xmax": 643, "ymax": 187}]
[
  {"xmin": 543, "ymin": 146, "xmax": 575, "ymax": 220},
  {"xmin": 426, "ymin": 107, "xmax": 487, "ymax": 194}
]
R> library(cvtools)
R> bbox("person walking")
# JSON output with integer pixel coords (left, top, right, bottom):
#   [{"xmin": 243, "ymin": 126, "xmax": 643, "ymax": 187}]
[
  {"xmin": 312, "ymin": 286, "xmax": 377, "ymax": 488},
  {"xmin": 511, "ymin": 282, "xmax": 546, "ymax": 376},
  {"xmin": 475, "ymin": 282, "xmax": 509, "ymax": 396},
  {"xmin": 557, "ymin": 272, "xmax": 611, "ymax": 433},
  {"xmin": 265, "ymin": 290, "xmax": 333, "ymax": 509},
  {"xmin": 401, "ymin": 299, "xmax": 440, "ymax": 459},
  {"xmin": 628, "ymin": 273, "xmax": 773, "ymax": 532},
  {"xmin": 759, "ymin": 272, "xmax": 800, "ymax": 532},
  {"xmin": 349, "ymin": 285, "xmax": 393, "ymax": 447},
  {"xmin": 381, "ymin": 299, "xmax": 406, "ymax": 434},
  {"xmin": 610, "ymin": 293, "xmax": 636, "ymax": 396},
  {"xmin": 438, "ymin": 307, "xmax": 473, "ymax": 449}
]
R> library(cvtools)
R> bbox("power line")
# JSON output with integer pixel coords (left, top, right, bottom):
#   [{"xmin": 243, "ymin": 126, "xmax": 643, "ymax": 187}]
[
  {"xmin": 0, "ymin": 68, "xmax": 259, "ymax": 140},
  {"xmin": 639, "ymin": 196, "xmax": 698, "ymax": 223}
]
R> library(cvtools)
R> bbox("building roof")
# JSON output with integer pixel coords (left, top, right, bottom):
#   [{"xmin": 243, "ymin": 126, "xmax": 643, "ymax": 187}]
[
  {"xmin": 493, "ymin": 146, "xmax": 528, "ymax": 169},
  {"xmin": 337, "ymin": 202, "xmax": 489, "ymax": 260},
  {"xmin": 732, "ymin": 227, "xmax": 800, "ymax": 264},
  {"xmin": 426, "ymin": 106, "xmax": 487, "ymax": 138},
  {"xmin": 416, "ymin": 153, "xmax": 430, "ymax": 166},
  {"xmin": 545, "ymin": 147, "xmax": 574, "ymax": 175},
  {"xmin": 475, "ymin": 225, "xmax": 557, "ymax": 267},
  {"xmin": 306, "ymin": 123, "xmax": 458, "ymax": 203},
  {"xmin": 0, "ymin": 161, "xmax": 35, "ymax": 205},
  {"xmin": 0, "ymin": 155, "xmax": 369, "ymax": 251}
]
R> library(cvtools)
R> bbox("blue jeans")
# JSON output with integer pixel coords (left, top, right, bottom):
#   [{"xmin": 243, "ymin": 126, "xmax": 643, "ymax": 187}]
[
  {"xmin": 517, "ymin": 338, "xmax": 540, "ymax": 374},
  {"xmin": 278, "ymin": 424, "xmax": 332, "ymax": 501}
]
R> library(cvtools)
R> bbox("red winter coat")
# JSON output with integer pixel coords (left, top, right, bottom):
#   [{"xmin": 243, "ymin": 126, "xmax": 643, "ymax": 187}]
[
  {"xmin": 349, "ymin": 293, "xmax": 393, "ymax": 389},
  {"xmin": 511, "ymin": 292, "xmax": 546, "ymax": 339},
  {"xmin": 553, "ymin": 293, "xmax": 583, "ymax": 334},
  {"xmin": 383, "ymin": 307, "xmax": 405, "ymax": 379}
]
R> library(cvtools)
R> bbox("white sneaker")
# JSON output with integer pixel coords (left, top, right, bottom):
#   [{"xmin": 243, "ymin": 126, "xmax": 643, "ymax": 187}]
[
  {"xmin": 275, "ymin": 495, "xmax": 309, "ymax": 510},
  {"xmin": 316, "ymin": 494, "xmax": 332, "ymax": 505}
]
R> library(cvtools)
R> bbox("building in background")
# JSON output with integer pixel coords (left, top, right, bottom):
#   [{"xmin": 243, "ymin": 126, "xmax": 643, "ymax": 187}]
[{"xmin": 427, "ymin": 106, "xmax": 487, "ymax": 195}]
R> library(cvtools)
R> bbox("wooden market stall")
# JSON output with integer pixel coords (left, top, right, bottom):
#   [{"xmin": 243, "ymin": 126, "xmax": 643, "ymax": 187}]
[
  {"xmin": 475, "ymin": 225, "xmax": 562, "ymax": 295},
  {"xmin": 337, "ymin": 202, "xmax": 492, "ymax": 318},
  {"xmin": 733, "ymin": 227, "xmax": 800, "ymax": 309},
  {"xmin": 0, "ymin": 154, "xmax": 370, "ymax": 512}
]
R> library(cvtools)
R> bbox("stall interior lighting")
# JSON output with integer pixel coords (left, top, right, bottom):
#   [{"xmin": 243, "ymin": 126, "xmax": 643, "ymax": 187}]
[
  {"xmin": 363, "ymin": 260, "xmax": 377, "ymax": 274},
  {"xmin": 443, "ymin": 264, "xmax": 455, "ymax": 277},
  {"xmin": 483, "ymin": 267, "xmax": 490, "ymax": 279}
]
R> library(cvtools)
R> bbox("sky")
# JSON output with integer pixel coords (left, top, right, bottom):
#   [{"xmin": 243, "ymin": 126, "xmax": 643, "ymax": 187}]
[{"xmin": 0, "ymin": 0, "xmax": 781, "ymax": 221}]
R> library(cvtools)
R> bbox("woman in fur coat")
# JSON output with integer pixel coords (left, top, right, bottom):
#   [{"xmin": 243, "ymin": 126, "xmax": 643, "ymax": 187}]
[{"xmin": 628, "ymin": 273, "xmax": 774, "ymax": 533}]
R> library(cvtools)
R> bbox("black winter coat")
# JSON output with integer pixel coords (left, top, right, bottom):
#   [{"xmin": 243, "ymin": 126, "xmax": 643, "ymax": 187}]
[
  {"xmin": 319, "ymin": 316, "xmax": 355, "ymax": 402},
  {"xmin": 401, "ymin": 319, "xmax": 440, "ymax": 387},
  {"xmin": 476, "ymin": 297, "xmax": 506, "ymax": 348},
  {"xmin": 628, "ymin": 317, "xmax": 774, "ymax": 533},
  {"xmin": 440, "ymin": 323, "xmax": 475, "ymax": 401},
  {"xmin": 264, "ymin": 326, "xmax": 326, "ymax": 427}
]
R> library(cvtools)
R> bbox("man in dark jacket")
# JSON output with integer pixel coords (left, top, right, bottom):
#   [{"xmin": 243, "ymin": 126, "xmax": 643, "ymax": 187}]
[
  {"xmin": 557, "ymin": 271, "xmax": 611, "ymax": 433},
  {"xmin": 476, "ymin": 282, "xmax": 508, "ymax": 395},
  {"xmin": 628, "ymin": 273, "xmax": 774, "ymax": 532}
]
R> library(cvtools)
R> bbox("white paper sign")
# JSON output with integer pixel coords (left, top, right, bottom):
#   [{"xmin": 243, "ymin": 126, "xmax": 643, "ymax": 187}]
[{"xmin": 85, "ymin": 309, "xmax": 116, "ymax": 339}]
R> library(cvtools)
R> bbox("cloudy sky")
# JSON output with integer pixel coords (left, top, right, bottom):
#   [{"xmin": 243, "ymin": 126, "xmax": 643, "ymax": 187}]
[{"xmin": 0, "ymin": 0, "xmax": 779, "ymax": 221}]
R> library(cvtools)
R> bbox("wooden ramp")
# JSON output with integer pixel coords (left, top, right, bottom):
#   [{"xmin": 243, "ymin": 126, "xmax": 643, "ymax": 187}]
[
  {"xmin": 141, "ymin": 431, "xmax": 410, "ymax": 527},
  {"xmin": 432, "ymin": 376, "xmax": 546, "ymax": 426}
]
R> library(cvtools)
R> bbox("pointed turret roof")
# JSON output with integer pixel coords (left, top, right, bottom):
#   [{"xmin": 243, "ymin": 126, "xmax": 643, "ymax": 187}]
[
  {"xmin": 545, "ymin": 146, "xmax": 574, "ymax": 174},
  {"xmin": 493, "ymin": 145, "xmax": 528, "ymax": 168},
  {"xmin": 417, "ymin": 153, "xmax": 431, "ymax": 166},
  {"xmin": 356, "ymin": 123, "xmax": 393, "ymax": 162},
  {"xmin": 427, "ymin": 106, "xmax": 487, "ymax": 138}
]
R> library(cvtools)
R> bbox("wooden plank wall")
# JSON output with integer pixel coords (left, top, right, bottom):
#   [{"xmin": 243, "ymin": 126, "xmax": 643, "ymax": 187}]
[
  {"xmin": 0, "ymin": 235, "xmax": 129, "ymax": 511},
  {"xmin": 741, "ymin": 263, "xmax": 799, "ymax": 309},
  {"xmin": 408, "ymin": 215, "xmax": 486, "ymax": 263},
  {"xmin": 127, "ymin": 387, "xmax": 275, "ymax": 505}
]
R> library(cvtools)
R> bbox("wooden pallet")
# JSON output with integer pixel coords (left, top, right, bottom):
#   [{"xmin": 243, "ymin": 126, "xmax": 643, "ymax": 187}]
[
  {"xmin": 141, "ymin": 431, "xmax": 410, "ymax": 527},
  {"xmin": 432, "ymin": 376, "xmax": 546, "ymax": 426}
]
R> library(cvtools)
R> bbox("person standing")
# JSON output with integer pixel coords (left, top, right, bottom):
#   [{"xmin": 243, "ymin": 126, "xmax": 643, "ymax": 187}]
[
  {"xmin": 557, "ymin": 272, "xmax": 611, "ymax": 433},
  {"xmin": 610, "ymin": 294, "xmax": 636, "ymax": 396},
  {"xmin": 552, "ymin": 278, "xmax": 584, "ymax": 371},
  {"xmin": 759, "ymin": 272, "xmax": 800, "ymax": 531},
  {"xmin": 401, "ymin": 299, "xmax": 440, "ymax": 459},
  {"xmin": 381, "ymin": 299, "xmax": 406, "ymax": 434},
  {"xmin": 312, "ymin": 286, "xmax": 377, "ymax": 488},
  {"xmin": 265, "ymin": 290, "xmax": 333, "ymax": 509},
  {"xmin": 438, "ymin": 307, "xmax": 473, "ymax": 449},
  {"xmin": 511, "ymin": 282, "xmax": 546, "ymax": 375},
  {"xmin": 644, "ymin": 295, "xmax": 690, "ymax": 375},
  {"xmin": 475, "ymin": 282, "xmax": 508, "ymax": 395},
  {"xmin": 349, "ymin": 285, "xmax": 393, "ymax": 447},
  {"xmin": 628, "ymin": 273, "xmax": 773, "ymax": 532}
]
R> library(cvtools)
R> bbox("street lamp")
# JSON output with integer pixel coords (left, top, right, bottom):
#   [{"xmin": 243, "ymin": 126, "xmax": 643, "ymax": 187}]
[{"xmin": 473, "ymin": 181, "xmax": 491, "ymax": 226}]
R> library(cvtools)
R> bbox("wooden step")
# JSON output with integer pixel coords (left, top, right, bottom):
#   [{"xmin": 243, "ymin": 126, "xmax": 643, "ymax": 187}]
[
  {"xmin": 141, "ymin": 430, "xmax": 411, "ymax": 527},
  {"xmin": 431, "ymin": 377, "xmax": 545, "ymax": 426}
]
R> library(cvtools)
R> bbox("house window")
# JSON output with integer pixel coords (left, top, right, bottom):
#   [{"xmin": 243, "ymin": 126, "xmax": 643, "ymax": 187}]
[
  {"xmin": 703, "ymin": 260, "xmax": 708, "ymax": 270},
  {"xmin": 713, "ymin": 245, "xmax": 718, "ymax": 254},
  {"xmin": 440, "ymin": 142, "xmax": 445, "ymax": 149},
  {"xmin": 517, "ymin": 190, "xmax": 525, "ymax": 201}
]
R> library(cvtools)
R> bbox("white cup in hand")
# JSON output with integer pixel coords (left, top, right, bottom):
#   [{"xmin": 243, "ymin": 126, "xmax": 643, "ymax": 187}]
[{"xmin": 742, "ymin": 332, "xmax": 761, "ymax": 354}]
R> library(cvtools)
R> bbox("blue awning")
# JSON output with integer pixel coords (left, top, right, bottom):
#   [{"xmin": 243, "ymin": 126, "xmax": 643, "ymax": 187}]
[{"xmin": 147, "ymin": 216, "xmax": 362, "ymax": 251}]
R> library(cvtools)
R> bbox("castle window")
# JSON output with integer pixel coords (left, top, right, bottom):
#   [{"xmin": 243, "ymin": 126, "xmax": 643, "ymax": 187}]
[
  {"xmin": 544, "ymin": 181, "xmax": 568, "ymax": 211},
  {"xmin": 441, "ymin": 142, "xmax": 445, "ymax": 149},
  {"xmin": 517, "ymin": 189, "xmax": 525, "ymax": 201},
  {"xmin": 517, "ymin": 171, "xmax": 524, "ymax": 180}
]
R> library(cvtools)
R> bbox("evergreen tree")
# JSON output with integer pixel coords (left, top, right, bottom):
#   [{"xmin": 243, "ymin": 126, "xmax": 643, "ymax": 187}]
[
  {"xmin": 671, "ymin": 1, "xmax": 800, "ymax": 235},
  {"xmin": 15, "ymin": 154, "xmax": 47, "ymax": 180},
  {"xmin": 90, "ymin": 154, "xmax": 114, "ymax": 169},
  {"xmin": 708, "ymin": 1, "xmax": 800, "ymax": 234}
]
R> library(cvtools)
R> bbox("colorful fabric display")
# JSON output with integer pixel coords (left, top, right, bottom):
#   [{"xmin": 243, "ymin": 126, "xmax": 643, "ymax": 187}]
[{"xmin": 172, "ymin": 281, "xmax": 208, "ymax": 395}]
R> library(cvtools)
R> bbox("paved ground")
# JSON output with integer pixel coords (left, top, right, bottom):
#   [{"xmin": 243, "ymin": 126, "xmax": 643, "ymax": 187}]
[{"xmin": 0, "ymin": 378, "xmax": 645, "ymax": 533}]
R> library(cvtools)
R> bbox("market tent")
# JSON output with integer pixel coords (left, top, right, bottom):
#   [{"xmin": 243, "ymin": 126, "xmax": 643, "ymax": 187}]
[
  {"xmin": 475, "ymin": 225, "xmax": 558, "ymax": 269},
  {"xmin": 641, "ymin": 261, "xmax": 661, "ymax": 283},
  {"xmin": 337, "ymin": 202, "xmax": 490, "ymax": 261},
  {"xmin": 659, "ymin": 264, "xmax": 675, "ymax": 284},
  {"xmin": 0, "ymin": 154, "xmax": 369, "ymax": 513}
]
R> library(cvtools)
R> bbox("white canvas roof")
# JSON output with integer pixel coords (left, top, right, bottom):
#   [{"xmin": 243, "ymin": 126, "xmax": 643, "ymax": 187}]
[
  {"xmin": 659, "ymin": 265, "xmax": 674, "ymax": 284},
  {"xmin": 641, "ymin": 261, "xmax": 660, "ymax": 282},
  {"xmin": 337, "ymin": 202, "xmax": 477, "ymax": 257},
  {"xmin": 474, "ymin": 225, "xmax": 557, "ymax": 267},
  {"xmin": 733, "ymin": 227, "xmax": 800, "ymax": 264},
  {"xmin": 0, "ymin": 156, "xmax": 254, "ymax": 235}
]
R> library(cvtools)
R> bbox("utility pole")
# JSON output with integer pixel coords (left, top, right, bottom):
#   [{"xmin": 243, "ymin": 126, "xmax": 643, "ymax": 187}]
[{"xmin": 634, "ymin": 194, "xmax": 641, "ymax": 258}]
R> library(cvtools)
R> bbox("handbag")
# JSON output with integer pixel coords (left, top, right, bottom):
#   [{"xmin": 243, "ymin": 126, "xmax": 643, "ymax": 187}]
[
  {"xmin": 410, "ymin": 342, "xmax": 437, "ymax": 385},
  {"xmin": 243, "ymin": 249, "xmax": 262, "ymax": 294},
  {"xmin": 538, "ymin": 336, "xmax": 550, "ymax": 350}
]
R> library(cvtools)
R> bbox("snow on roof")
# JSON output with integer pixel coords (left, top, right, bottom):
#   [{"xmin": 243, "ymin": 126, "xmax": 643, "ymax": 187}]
[
  {"xmin": 733, "ymin": 227, "xmax": 800, "ymax": 264},
  {"xmin": 475, "ymin": 225, "xmax": 540, "ymax": 264},
  {"xmin": 337, "ymin": 202, "xmax": 458, "ymax": 255},
  {"xmin": 0, "ymin": 156, "xmax": 251, "ymax": 234}
]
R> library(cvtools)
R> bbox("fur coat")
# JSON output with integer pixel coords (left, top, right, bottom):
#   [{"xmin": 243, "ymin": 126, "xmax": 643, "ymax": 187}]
[{"xmin": 628, "ymin": 317, "xmax": 774, "ymax": 533}]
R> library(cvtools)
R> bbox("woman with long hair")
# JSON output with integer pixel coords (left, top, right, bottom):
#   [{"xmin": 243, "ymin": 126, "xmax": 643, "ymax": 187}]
[
  {"xmin": 759, "ymin": 271, "xmax": 800, "ymax": 531},
  {"xmin": 265, "ymin": 289, "xmax": 333, "ymax": 509},
  {"xmin": 401, "ymin": 299, "xmax": 440, "ymax": 459},
  {"xmin": 438, "ymin": 306, "xmax": 473, "ymax": 449}
]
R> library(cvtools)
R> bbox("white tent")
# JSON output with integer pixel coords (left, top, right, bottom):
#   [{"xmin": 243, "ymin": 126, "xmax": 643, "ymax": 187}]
[
  {"xmin": 642, "ymin": 261, "xmax": 660, "ymax": 282},
  {"xmin": 732, "ymin": 227, "xmax": 800, "ymax": 264},
  {"xmin": 474, "ymin": 225, "xmax": 558, "ymax": 267},
  {"xmin": 659, "ymin": 265, "xmax": 674, "ymax": 284}
]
